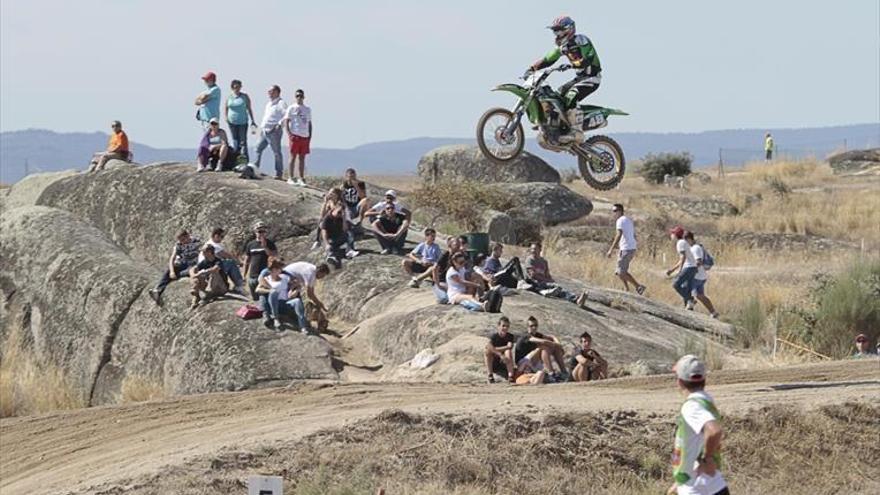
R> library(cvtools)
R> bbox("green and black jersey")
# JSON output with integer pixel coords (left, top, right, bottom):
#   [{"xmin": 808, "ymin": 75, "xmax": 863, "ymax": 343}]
[{"xmin": 538, "ymin": 34, "xmax": 601, "ymax": 77}]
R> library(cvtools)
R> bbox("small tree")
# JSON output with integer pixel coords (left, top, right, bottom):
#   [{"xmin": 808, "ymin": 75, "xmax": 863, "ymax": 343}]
[
  {"xmin": 411, "ymin": 180, "xmax": 515, "ymax": 231},
  {"xmin": 638, "ymin": 152, "xmax": 693, "ymax": 184}
]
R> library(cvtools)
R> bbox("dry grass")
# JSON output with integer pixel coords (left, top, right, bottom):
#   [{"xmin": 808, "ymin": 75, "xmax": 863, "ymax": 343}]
[
  {"xmin": 109, "ymin": 403, "xmax": 880, "ymax": 495},
  {"xmin": 0, "ymin": 328, "xmax": 85, "ymax": 418},
  {"xmin": 119, "ymin": 376, "xmax": 166, "ymax": 404}
]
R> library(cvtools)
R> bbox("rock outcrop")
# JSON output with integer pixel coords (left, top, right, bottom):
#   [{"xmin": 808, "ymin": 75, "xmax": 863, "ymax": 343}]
[
  {"xmin": 499, "ymin": 182, "xmax": 594, "ymax": 226},
  {"xmin": 828, "ymin": 148, "xmax": 880, "ymax": 175},
  {"xmin": 417, "ymin": 145, "xmax": 560, "ymax": 184},
  {"xmin": 652, "ymin": 195, "xmax": 739, "ymax": 218}
]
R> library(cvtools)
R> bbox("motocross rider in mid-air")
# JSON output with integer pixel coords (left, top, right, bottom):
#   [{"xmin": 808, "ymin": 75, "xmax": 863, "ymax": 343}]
[{"xmin": 525, "ymin": 15, "xmax": 602, "ymax": 144}]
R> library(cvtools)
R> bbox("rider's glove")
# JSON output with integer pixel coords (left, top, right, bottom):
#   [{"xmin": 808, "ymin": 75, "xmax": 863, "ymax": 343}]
[{"xmin": 522, "ymin": 68, "xmax": 534, "ymax": 79}]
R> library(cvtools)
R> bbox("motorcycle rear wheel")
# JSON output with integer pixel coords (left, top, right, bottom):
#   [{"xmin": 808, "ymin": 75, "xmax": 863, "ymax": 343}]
[
  {"xmin": 476, "ymin": 108, "xmax": 524, "ymax": 163},
  {"xmin": 577, "ymin": 135, "xmax": 625, "ymax": 191}
]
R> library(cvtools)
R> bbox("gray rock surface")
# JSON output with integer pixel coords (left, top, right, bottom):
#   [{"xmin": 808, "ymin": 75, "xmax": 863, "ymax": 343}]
[
  {"xmin": 0, "ymin": 205, "xmax": 336, "ymax": 406},
  {"xmin": 35, "ymin": 163, "xmax": 326, "ymax": 265},
  {"xmin": 498, "ymin": 182, "xmax": 594, "ymax": 226},
  {"xmin": 652, "ymin": 195, "xmax": 739, "ymax": 218},
  {"xmin": 828, "ymin": 148, "xmax": 880, "ymax": 174},
  {"xmin": 417, "ymin": 145, "xmax": 560, "ymax": 184}
]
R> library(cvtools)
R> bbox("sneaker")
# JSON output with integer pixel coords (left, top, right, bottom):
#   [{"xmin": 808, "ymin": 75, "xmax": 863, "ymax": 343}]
[
  {"xmin": 409, "ymin": 277, "xmax": 420, "ymax": 288},
  {"xmin": 311, "ymin": 241, "xmax": 321, "ymax": 250},
  {"xmin": 686, "ymin": 300, "xmax": 695, "ymax": 311},
  {"xmin": 636, "ymin": 285, "xmax": 647, "ymax": 295},
  {"xmin": 576, "ymin": 290, "xmax": 588, "ymax": 308},
  {"xmin": 327, "ymin": 256, "xmax": 341, "ymax": 269},
  {"xmin": 148, "ymin": 288, "xmax": 162, "ymax": 305},
  {"xmin": 274, "ymin": 175, "xmax": 284, "ymax": 181},
  {"xmin": 190, "ymin": 296, "xmax": 200, "ymax": 309},
  {"xmin": 232, "ymin": 285, "xmax": 246, "ymax": 296},
  {"xmin": 274, "ymin": 319, "xmax": 283, "ymax": 330},
  {"xmin": 380, "ymin": 249, "xmax": 391, "ymax": 255},
  {"xmin": 516, "ymin": 280, "xmax": 533, "ymax": 291},
  {"xmin": 345, "ymin": 249, "xmax": 359, "ymax": 259},
  {"xmin": 196, "ymin": 166, "xmax": 206, "ymax": 173},
  {"xmin": 300, "ymin": 327, "xmax": 310, "ymax": 336},
  {"xmin": 287, "ymin": 178, "xmax": 297, "ymax": 185},
  {"xmin": 263, "ymin": 318, "xmax": 274, "ymax": 329},
  {"xmin": 296, "ymin": 177, "xmax": 306, "ymax": 186},
  {"xmin": 487, "ymin": 375, "xmax": 496, "ymax": 384}
]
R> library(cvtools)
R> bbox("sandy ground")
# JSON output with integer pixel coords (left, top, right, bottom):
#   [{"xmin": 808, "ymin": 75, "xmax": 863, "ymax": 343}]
[{"xmin": 1, "ymin": 359, "xmax": 877, "ymax": 495}]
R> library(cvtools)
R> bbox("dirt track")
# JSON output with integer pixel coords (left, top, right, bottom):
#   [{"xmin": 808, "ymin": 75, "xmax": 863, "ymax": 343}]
[{"xmin": 2, "ymin": 359, "xmax": 878, "ymax": 495}]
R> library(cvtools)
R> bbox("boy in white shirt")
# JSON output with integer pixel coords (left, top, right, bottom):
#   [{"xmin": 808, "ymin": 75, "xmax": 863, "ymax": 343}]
[
  {"xmin": 605, "ymin": 204, "xmax": 646, "ymax": 294},
  {"xmin": 282, "ymin": 89, "xmax": 312, "ymax": 186},
  {"xmin": 669, "ymin": 355, "xmax": 728, "ymax": 495},
  {"xmin": 685, "ymin": 232, "xmax": 719, "ymax": 319},
  {"xmin": 666, "ymin": 226, "xmax": 698, "ymax": 310}
]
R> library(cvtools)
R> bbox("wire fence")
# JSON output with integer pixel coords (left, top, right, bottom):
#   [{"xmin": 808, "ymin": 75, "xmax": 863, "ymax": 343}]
[{"xmin": 718, "ymin": 134, "xmax": 880, "ymax": 168}]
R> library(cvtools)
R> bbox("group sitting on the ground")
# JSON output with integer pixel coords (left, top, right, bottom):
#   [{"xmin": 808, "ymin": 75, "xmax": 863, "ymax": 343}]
[
  {"xmin": 255, "ymin": 259, "xmax": 330, "ymax": 334},
  {"xmin": 88, "ymin": 121, "xmax": 130, "ymax": 172},
  {"xmin": 484, "ymin": 316, "xmax": 608, "ymax": 384}
]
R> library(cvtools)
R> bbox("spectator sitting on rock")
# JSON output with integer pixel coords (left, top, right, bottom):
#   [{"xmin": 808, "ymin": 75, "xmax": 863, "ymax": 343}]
[
  {"xmin": 404, "ymin": 228, "xmax": 441, "ymax": 288},
  {"xmin": 432, "ymin": 236, "xmax": 459, "ymax": 299},
  {"xmin": 341, "ymin": 168, "xmax": 369, "ymax": 226},
  {"xmin": 255, "ymin": 259, "xmax": 297, "ymax": 331},
  {"xmin": 605, "ymin": 204, "xmax": 647, "ymax": 295},
  {"xmin": 446, "ymin": 252, "xmax": 487, "ymax": 311},
  {"xmin": 199, "ymin": 227, "xmax": 245, "ymax": 295},
  {"xmin": 666, "ymin": 226, "xmax": 698, "ymax": 310},
  {"xmin": 197, "ymin": 118, "xmax": 230, "ymax": 172},
  {"xmin": 525, "ymin": 242, "xmax": 587, "ymax": 306},
  {"xmin": 283, "ymin": 261, "xmax": 331, "ymax": 335},
  {"xmin": 481, "ymin": 242, "xmax": 526, "ymax": 289},
  {"xmin": 314, "ymin": 188, "xmax": 359, "ymax": 259},
  {"xmin": 88, "ymin": 121, "xmax": 129, "ymax": 172},
  {"xmin": 373, "ymin": 203, "xmax": 409, "ymax": 255},
  {"xmin": 514, "ymin": 316, "xmax": 569, "ymax": 381},
  {"xmin": 685, "ymin": 231, "xmax": 719, "ymax": 319},
  {"xmin": 188, "ymin": 245, "xmax": 227, "ymax": 308},
  {"xmin": 568, "ymin": 331, "xmax": 608, "ymax": 381},
  {"xmin": 484, "ymin": 316, "xmax": 516, "ymax": 384},
  {"xmin": 243, "ymin": 221, "xmax": 277, "ymax": 300},
  {"xmin": 852, "ymin": 334, "xmax": 876, "ymax": 359},
  {"xmin": 365, "ymin": 190, "xmax": 411, "ymax": 223},
  {"xmin": 148, "ymin": 229, "xmax": 202, "ymax": 305},
  {"xmin": 321, "ymin": 202, "xmax": 349, "ymax": 269}
]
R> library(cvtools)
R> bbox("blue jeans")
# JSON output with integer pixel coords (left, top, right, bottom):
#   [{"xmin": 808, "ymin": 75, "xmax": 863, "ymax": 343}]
[
  {"xmin": 255, "ymin": 127, "xmax": 283, "ymax": 176},
  {"xmin": 673, "ymin": 266, "xmax": 698, "ymax": 304},
  {"xmin": 155, "ymin": 262, "xmax": 192, "ymax": 292},
  {"xmin": 261, "ymin": 291, "xmax": 310, "ymax": 330},
  {"xmin": 229, "ymin": 124, "xmax": 249, "ymax": 160},
  {"xmin": 220, "ymin": 259, "xmax": 244, "ymax": 288}
]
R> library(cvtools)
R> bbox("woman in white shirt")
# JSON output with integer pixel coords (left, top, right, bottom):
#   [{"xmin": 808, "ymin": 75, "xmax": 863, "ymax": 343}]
[
  {"xmin": 665, "ymin": 226, "xmax": 698, "ymax": 310},
  {"xmin": 685, "ymin": 232, "xmax": 719, "ymax": 319},
  {"xmin": 446, "ymin": 252, "xmax": 487, "ymax": 311},
  {"xmin": 255, "ymin": 259, "xmax": 295, "ymax": 330}
]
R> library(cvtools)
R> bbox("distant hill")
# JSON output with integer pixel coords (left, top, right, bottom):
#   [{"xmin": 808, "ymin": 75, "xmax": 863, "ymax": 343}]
[{"xmin": 2, "ymin": 124, "xmax": 877, "ymax": 183}]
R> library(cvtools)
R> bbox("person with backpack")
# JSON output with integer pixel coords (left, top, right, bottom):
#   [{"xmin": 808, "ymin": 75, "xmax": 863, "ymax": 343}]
[
  {"xmin": 666, "ymin": 226, "xmax": 698, "ymax": 310},
  {"xmin": 685, "ymin": 232, "xmax": 719, "ymax": 319},
  {"xmin": 668, "ymin": 355, "xmax": 728, "ymax": 495}
]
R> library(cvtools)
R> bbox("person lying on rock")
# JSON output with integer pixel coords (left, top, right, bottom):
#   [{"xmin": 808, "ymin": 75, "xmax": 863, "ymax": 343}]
[
  {"xmin": 283, "ymin": 261, "xmax": 331, "ymax": 335},
  {"xmin": 524, "ymin": 242, "xmax": 587, "ymax": 306},
  {"xmin": 568, "ymin": 331, "xmax": 608, "ymax": 381},
  {"xmin": 149, "ymin": 229, "xmax": 202, "ymax": 305},
  {"xmin": 404, "ymin": 228, "xmax": 441, "ymax": 288},
  {"xmin": 188, "ymin": 244, "xmax": 228, "ymax": 308},
  {"xmin": 514, "ymin": 370, "xmax": 550, "ymax": 385},
  {"xmin": 484, "ymin": 316, "xmax": 516, "ymax": 383},
  {"xmin": 373, "ymin": 203, "xmax": 409, "ymax": 255},
  {"xmin": 445, "ymin": 252, "xmax": 488, "ymax": 311},
  {"xmin": 514, "ymin": 316, "xmax": 570, "ymax": 381}
]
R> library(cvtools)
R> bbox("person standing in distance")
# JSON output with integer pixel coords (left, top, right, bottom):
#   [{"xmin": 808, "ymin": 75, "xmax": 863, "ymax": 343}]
[
  {"xmin": 605, "ymin": 204, "xmax": 646, "ymax": 294},
  {"xmin": 282, "ymin": 89, "xmax": 312, "ymax": 186},
  {"xmin": 764, "ymin": 132, "xmax": 774, "ymax": 161},
  {"xmin": 254, "ymin": 85, "xmax": 287, "ymax": 179},
  {"xmin": 195, "ymin": 71, "xmax": 221, "ymax": 129},
  {"xmin": 223, "ymin": 79, "xmax": 256, "ymax": 162}
]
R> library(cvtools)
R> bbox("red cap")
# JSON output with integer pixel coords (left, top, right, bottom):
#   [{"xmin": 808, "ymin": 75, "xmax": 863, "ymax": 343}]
[
  {"xmin": 669, "ymin": 226, "xmax": 685, "ymax": 238},
  {"xmin": 855, "ymin": 333, "xmax": 868, "ymax": 343},
  {"xmin": 201, "ymin": 71, "xmax": 216, "ymax": 81}
]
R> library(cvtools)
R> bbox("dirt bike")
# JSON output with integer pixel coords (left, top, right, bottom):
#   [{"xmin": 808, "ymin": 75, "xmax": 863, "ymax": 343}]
[{"xmin": 476, "ymin": 64, "xmax": 628, "ymax": 190}]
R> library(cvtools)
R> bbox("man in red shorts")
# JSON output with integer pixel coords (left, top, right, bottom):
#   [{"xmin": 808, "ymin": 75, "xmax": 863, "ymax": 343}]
[{"xmin": 282, "ymin": 89, "xmax": 312, "ymax": 186}]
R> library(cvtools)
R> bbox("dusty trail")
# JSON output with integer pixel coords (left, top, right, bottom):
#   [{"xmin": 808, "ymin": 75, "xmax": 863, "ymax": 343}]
[{"xmin": 1, "ymin": 360, "xmax": 877, "ymax": 495}]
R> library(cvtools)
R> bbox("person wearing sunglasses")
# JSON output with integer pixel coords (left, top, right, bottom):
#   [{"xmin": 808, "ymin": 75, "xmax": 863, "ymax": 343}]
[
  {"xmin": 196, "ymin": 117, "xmax": 229, "ymax": 172},
  {"xmin": 88, "ymin": 121, "xmax": 129, "ymax": 172},
  {"xmin": 372, "ymin": 202, "xmax": 410, "ymax": 255}
]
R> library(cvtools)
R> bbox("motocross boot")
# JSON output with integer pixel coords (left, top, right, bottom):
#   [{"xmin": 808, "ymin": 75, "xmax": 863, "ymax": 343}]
[{"xmin": 558, "ymin": 109, "xmax": 585, "ymax": 144}]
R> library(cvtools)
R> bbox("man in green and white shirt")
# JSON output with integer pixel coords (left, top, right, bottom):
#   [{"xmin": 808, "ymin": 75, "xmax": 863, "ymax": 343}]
[{"xmin": 669, "ymin": 355, "xmax": 729, "ymax": 495}]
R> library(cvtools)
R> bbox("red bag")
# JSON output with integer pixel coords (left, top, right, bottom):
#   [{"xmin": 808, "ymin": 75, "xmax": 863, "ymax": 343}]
[{"xmin": 236, "ymin": 304, "xmax": 263, "ymax": 320}]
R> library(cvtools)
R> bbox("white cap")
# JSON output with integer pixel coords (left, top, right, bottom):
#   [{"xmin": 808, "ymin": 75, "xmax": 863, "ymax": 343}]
[
  {"xmin": 209, "ymin": 117, "xmax": 219, "ymax": 124},
  {"xmin": 384, "ymin": 189, "xmax": 397, "ymax": 198},
  {"xmin": 674, "ymin": 354, "xmax": 706, "ymax": 382}
]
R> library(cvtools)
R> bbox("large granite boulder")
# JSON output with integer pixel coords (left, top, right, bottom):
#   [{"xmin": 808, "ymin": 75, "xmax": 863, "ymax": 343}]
[
  {"xmin": 417, "ymin": 145, "xmax": 560, "ymax": 184},
  {"xmin": 498, "ymin": 182, "xmax": 593, "ymax": 226},
  {"xmin": 34, "ymin": 163, "xmax": 325, "ymax": 265},
  {"xmin": 0, "ymin": 206, "xmax": 336, "ymax": 406},
  {"xmin": 828, "ymin": 148, "xmax": 880, "ymax": 174},
  {"xmin": 652, "ymin": 195, "xmax": 739, "ymax": 218}
]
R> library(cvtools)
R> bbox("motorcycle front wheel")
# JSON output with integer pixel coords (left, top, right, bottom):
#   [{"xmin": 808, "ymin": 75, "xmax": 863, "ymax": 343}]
[
  {"xmin": 476, "ymin": 108, "xmax": 524, "ymax": 163},
  {"xmin": 577, "ymin": 135, "xmax": 626, "ymax": 190}
]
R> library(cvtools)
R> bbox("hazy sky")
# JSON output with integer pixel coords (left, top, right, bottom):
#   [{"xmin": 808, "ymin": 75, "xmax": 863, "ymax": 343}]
[{"xmin": 1, "ymin": 1, "xmax": 878, "ymax": 149}]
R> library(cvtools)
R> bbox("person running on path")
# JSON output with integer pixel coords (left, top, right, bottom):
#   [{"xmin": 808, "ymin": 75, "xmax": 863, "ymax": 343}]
[{"xmin": 606, "ymin": 204, "xmax": 646, "ymax": 294}]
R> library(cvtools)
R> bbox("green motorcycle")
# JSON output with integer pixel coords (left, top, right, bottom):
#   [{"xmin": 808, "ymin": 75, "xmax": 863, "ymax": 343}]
[{"xmin": 476, "ymin": 64, "xmax": 628, "ymax": 190}]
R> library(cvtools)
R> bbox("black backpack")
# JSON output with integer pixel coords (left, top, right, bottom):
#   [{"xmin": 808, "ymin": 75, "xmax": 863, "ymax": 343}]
[{"xmin": 485, "ymin": 288, "xmax": 504, "ymax": 313}]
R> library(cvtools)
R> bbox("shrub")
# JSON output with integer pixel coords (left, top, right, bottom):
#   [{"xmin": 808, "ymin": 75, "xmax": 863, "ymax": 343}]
[
  {"xmin": 638, "ymin": 152, "xmax": 692, "ymax": 184},
  {"xmin": 736, "ymin": 295, "xmax": 767, "ymax": 349},
  {"xmin": 410, "ymin": 180, "xmax": 515, "ymax": 231}
]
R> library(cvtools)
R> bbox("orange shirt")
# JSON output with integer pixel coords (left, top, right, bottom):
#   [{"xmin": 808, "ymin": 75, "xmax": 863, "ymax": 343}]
[{"xmin": 108, "ymin": 130, "xmax": 129, "ymax": 153}]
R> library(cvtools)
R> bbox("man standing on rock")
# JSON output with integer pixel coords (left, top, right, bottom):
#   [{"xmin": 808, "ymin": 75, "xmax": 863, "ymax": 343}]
[
  {"xmin": 281, "ymin": 89, "xmax": 312, "ymax": 186},
  {"xmin": 254, "ymin": 85, "xmax": 287, "ymax": 179},
  {"xmin": 195, "ymin": 72, "xmax": 221, "ymax": 129},
  {"xmin": 669, "ymin": 354, "xmax": 728, "ymax": 495},
  {"xmin": 605, "ymin": 204, "xmax": 646, "ymax": 295}
]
